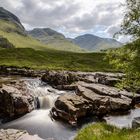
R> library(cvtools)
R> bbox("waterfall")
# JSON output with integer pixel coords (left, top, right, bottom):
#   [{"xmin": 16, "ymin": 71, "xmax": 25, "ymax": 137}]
[
  {"xmin": 37, "ymin": 95, "xmax": 58, "ymax": 109},
  {"xmin": 25, "ymin": 78, "xmax": 65, "ymax": 109}
]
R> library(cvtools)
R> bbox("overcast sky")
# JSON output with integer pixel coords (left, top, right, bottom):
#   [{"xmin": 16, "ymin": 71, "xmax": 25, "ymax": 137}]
[{"xmin": 0, "ymin": 0, "xmax": 128, "ymax": 42}]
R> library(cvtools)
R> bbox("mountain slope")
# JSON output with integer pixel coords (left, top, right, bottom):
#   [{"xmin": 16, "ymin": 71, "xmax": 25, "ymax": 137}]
[
  {"xmin": 0, "ymin": 35, "xmax": 14, "ymax": 48},
  {"xmin": 28, "ymin": 28, "xmax": 85, "ymax": 52},
  {"xmin": 0, "ymin": 7, "xmax": 84, "ymax": 52},
  {"xmin": 0, "ymin": 7, "xmax": 55, "ymax": 50},
  {"xmin": 73, "ymin": 34, "xmax": 122, "ymax": 52},
  {"xmin": 0, "ymin": 7, "xmax": 26, "ymax": 35}
]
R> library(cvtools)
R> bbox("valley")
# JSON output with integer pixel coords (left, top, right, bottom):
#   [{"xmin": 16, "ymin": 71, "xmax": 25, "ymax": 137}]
[{"xmin": 0, "ymin": 2, "xmax": 140, "ymax": 140}]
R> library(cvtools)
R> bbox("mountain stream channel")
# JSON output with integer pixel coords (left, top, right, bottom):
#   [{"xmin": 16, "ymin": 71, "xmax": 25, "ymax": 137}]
[{"xmin": 0, "ymin": 76, "xmax": 140, "ymax": 140}]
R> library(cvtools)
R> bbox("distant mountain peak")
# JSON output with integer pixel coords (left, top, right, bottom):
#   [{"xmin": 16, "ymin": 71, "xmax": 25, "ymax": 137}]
[
  {"xmin": 28, "ymin": 28, "xmax": 65, "ymax": 39},
  {"xmin": 73, "ymin": 34, "xmax": 122, "ymax": 52}
]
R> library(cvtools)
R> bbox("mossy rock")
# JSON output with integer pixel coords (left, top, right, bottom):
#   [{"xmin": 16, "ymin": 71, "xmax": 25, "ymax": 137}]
[{"xmin": 0, "ymin": 35, "xmax": 14, "ymax": 48}]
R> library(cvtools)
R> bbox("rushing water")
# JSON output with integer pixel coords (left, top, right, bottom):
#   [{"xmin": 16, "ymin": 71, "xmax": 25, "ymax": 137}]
[
  {"xmin": 0, "ymin": 78, "xmax": 98, "ymax": 140},
  {"xmin": 0, "ymin": 77, "xmax": 140, "ymax": 140}
]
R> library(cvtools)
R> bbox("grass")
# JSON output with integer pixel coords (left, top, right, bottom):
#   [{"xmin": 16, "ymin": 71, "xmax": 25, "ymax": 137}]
[
  {"xmin": 0, "ymin": 20, "xmax": 53, "ymax": 50},
  {"xmin": 32, "ymin": 33, "xmax": 85, "ymax": 52},
  {"xmin": 0, "ymin": 48, "xmax": 113, "ymax": 71},
  {"xmin": 0, "ymin": 19, "xmax": 114, "ymax": 71},
  {"xmin": 0, "ymin": 19, "xmax": 84, "ymax": 52},
  {"xmin": 75, "ymin": 123, "xmax": 140, "ymax": 140}
]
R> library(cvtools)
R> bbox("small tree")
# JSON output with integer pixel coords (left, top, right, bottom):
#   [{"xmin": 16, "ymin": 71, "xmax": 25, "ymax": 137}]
[
  {"xmin": 106, "ymin": 0, "xmax": 140, "ymax": 92},
  {"xmin": 117, "ymin": 0, "xmax": 140, "ymax": 38}
]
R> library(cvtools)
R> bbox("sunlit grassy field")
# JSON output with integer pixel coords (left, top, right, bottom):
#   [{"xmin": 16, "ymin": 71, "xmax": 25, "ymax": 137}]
[{"xmin": 0, "ymin": 47, "xmax": 113, "ymax": 71}]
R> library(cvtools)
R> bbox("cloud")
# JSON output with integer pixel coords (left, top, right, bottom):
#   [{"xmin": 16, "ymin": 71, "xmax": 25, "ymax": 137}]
[{"xmin": 0, "ymin": 0, "xmax": 126, "ymax": 40}]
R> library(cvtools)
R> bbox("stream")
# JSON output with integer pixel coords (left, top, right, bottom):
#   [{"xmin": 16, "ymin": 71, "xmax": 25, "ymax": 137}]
[{"xmin": 0, "ymin": 77, "xmax": 140, "ymax": 140}]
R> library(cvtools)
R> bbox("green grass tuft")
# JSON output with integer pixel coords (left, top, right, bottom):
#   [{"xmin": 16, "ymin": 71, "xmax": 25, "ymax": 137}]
[{"xmin": 75, "ymin": 123, "xmax": 140, "ymax": 140}]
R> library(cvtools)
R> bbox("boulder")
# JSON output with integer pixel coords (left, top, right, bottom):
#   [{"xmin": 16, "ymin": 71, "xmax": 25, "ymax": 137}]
[
  {"xmin": 51, "ymin": 84, "xmax": 132, "ymax": 125},
  {"xmin": 0, "ymin": 82, "xmax": 34, "ymax": 117},
  {"xmin": 77, "ymin": 81, "xmax": 140, "ymax": 103},
  {"xmin": 41, "ymin": 71, "xmax": 79, "ymax": 86},
  {"xmin": 82, "ymin": 72, "xmax": 122, "ymax": 86},
  {"xmin": 77, "ymin": 84, "xmax": 131, "ymax": 111},
  {"xmin": 41, "ymin": 71, "xmax": 124, "ymax": 88},
  {"xmin": 132, "ymin": 117, "xmax": 140, "ymax": 128}
]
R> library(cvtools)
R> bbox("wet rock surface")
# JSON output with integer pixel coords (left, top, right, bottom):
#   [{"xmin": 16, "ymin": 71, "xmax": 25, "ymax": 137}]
[
  {"xmin": 52, "ymin": 83, "xmax": 132, "ymax": 125},
  {"xmin": 41, "ymin": 71, "xmax": 79, "ymax": 86},
  {"xmin": 41, "ymin": 71, "xmax": 124, "ymax": 87},
  {"xmin": 0, "ymin": 129, "xmax": 27, "ymax": 140},
  {"xmin": 0, "ymin": 129, "xmax": 44, "ymax": 140},
  {"xmin": 132, "ymin": 117, "xmax": 140, "ymax": 128},
  {"xmin": 42, "ymin": 71, "xmax": 139, "ymax": 125},
  {"xmin": 0, "ymin": 80, "xmax": 35, "ymax": 117},
  {"xmin": 0, "ymin": 66, "xmax": 46, "ymax": 77}
]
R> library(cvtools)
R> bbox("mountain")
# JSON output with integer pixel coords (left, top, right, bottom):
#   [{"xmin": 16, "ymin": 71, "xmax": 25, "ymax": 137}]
[
  {"xmin": 73, "ymin": 34, "xmax": 122, "ymax": 52},
  {"xmin": 0, "ymin": 7, "xmax": 51, "ymax": 50},
  {"xmin": 0, "ymin": 7, "xmax": 84, "ymax": 52},
  {"xmin": 0, "ymin": 7, "xmax": 26, "ymax": 35},
  {"xmin": 28, "ymin": 28, "xmax": 85, "ymax": 52}
]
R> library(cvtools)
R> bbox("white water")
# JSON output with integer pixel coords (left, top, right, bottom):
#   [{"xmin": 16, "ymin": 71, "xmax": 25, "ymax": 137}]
[
  {"xmin": 0, "ymin": 78, "xmax": 81, "ymax": 140},
  {"xmin": 1, "ymin": 77, "xmax": 140, "ymax": 140}
]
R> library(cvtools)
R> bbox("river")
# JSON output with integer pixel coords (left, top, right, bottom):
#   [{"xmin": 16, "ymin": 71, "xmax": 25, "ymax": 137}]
[{"xmin": 0, "ymin": 77, "xmax": 140, "ymax": 140}]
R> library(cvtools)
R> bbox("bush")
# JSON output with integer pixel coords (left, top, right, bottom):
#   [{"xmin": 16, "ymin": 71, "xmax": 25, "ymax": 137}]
[{"xmin": 106, "ymin": 39, "xmax": 140, "ymax": 93}]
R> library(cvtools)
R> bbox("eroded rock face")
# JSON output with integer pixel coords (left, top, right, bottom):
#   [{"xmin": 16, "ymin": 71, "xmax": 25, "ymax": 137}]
[
  {"xmin": 0, "ymin": 66, "xmax": 46, "ymax": 77},
  {"xmin": 41, "ymin": 71, "xmax": 124, "ymax": 88},
  {"xmin": 41, "ymin": 71, "xmax": 79, "ymax": 86},
  {"xmin": 46, "ymin": 71, "xmax": 134, "ymax": 126},
  {"xmin": 0, "ymin": 81, "xmax": 34, "ymax": 117},
  {"xmin": 52, "ymin": 83, "xmax": 132, "ymax": 125}
]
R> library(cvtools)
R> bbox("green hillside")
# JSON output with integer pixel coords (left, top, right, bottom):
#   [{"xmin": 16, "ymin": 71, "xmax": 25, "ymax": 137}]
[
  {"xmin": 0, "ymin": 20, "xmax": 54, "ymax": 50},
  {"xmin": 0, "ymin": 47, "xmax": 113, "ymax": 72},
  {"xmin": 0, "ymin": 19, "xmax": 84, "ymax": 52},
  {"xmin": 28, "ymin": 28, "xmax": 85, "ymax": 52}
]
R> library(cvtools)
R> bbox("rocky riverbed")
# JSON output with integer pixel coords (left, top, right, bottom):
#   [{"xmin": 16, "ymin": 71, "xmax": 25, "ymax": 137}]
[
  {"xmin": 0, "ymin": 68, "xmax": 140, "ymax": 140},
  {"xmin": 41, "ymin": 71, "xmax": 140, "ymax": 125}
]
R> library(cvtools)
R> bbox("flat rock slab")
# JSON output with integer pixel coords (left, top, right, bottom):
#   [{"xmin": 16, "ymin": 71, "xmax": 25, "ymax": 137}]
[
  {"xmin": 52, "ymin": 84, "xmax": 132, "ymax": 125},
  {"xmin": 0, "ymin": 129, "xmax": 44, "ymax": 140},
  {"xmin": 0, "ymin": 129, "xmax": 27, "ymax": 140},
  {"xmin": 19, "ymin": 134, "xmax": 44, "ymax": 140},
  {"xmin": 132, "ymin": 117, "xmax": 140, "ymax": 128},
  {"xmin": 78, "ymin": 81, "xmax": 140, "ymax": 102},
  {"xmin": 41, "ymin": 71, "xmax": 124, "ymax": 87}
]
